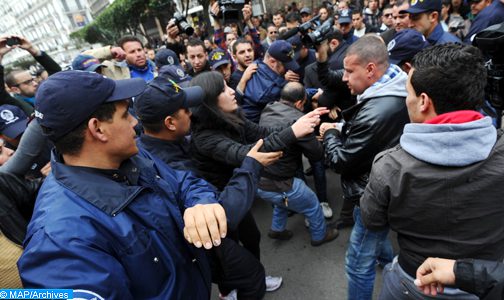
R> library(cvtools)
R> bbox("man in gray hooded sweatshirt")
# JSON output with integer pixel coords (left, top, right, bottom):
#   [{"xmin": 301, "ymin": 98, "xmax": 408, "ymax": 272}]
[
  {"xmin": 361, "ymin": 44, "xmax": 504, "ymax": 299},
  {"xmin": 319, "ymin": 34, "xmax": 410, "ymax": 300}
]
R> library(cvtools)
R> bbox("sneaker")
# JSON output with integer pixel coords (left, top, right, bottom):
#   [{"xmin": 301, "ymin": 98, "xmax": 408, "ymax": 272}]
[
  {"xmin": 265, "ymin": 275, "xmax": 283, "ymax": 292},
  {"xmin": 268, "ymin": 229, "xmax": 293, "ymax": 240},
  {"xmin": 304, "ymin": 218, "xmax": 310, "ymax": 228},
  {"xmin": 219, "ymin": 289, "xmax": 237, "ymax": 300},
  {"xmin": 311, "ymin": 228, "xmax": 339, "ymax": 247},
  {"xmin": 320, "ymin": 202, "xmax": 333, "ymax": 219}
]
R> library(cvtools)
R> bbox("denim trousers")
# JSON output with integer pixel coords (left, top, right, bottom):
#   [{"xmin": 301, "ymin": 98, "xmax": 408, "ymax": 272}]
[
  {"xmin": 379, "ymin": 257, "xmax": 479, "ymax": 300},
  {"xmin": 257, "ymin": 178, "xmax": 327, "ymax": 241},
  {"xmin": 346, "ymin": 206, "xmax": 394, "ymax": 300}
]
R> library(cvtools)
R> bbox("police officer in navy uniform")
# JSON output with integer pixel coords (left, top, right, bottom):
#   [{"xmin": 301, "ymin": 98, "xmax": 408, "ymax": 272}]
[
  {"xmin": 402, "ymin": 0, "xmax": 461, "ymax": 45},
  {"xmin": 17, "ymin": 71, "xmax": 239, "ymax": 299}
]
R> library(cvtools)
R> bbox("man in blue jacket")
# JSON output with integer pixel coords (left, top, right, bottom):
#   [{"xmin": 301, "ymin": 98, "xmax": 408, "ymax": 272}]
[
  {"xmin": 402, "ymin": 0, "xmax": 460, "ymax": 45},
  {"xmin": 242, "ymin": 40, "xmax": 299, "ymax": 123},
  {"xmin": 18, "ymin": 71, "xmax": 229, "ymax": 299}
]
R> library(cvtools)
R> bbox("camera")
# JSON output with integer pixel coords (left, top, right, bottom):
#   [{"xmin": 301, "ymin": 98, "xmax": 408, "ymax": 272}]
[
  {"xmin": 6, "ymin": 37, "xmax": 21, "ymax": 47},
  {"xmin": 171, "ymin": 12, "xmax": 194, "ymax": 36},
  {"xmin": 473, "ymin": 22, "xmax": 504, "ymax": 110},
  {"xmin": 216, "ymin": 0, "xmax": 246, "ymax": 20},
  {"xmin": 302, "ymin": 19, "xmax": 334, "ymax": 47},
  {"xmin": 279, "ymin": 14, "xmax": 320, "ymax": 41}
]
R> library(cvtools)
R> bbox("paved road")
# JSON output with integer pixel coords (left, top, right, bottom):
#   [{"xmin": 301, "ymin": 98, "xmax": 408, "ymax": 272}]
[{"xmin": 212, "ymin": 166, "xmax": 392, "ymax": 299}]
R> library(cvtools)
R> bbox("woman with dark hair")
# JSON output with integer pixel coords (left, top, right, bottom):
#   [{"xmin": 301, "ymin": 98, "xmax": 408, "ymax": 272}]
[{"xmin": 190, "ymin": 71, "xmax": 326, "ymax": 291}]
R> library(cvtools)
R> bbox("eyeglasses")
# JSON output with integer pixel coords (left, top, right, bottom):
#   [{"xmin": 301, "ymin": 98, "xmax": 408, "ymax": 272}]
[
  {"xmin": 269, "ymin": 31, "xmax": 278, "ymax": 34},
  {"xmin": 13, "ymin": 78, "xmax": 35, "ymax": 87},
  {"xmin": 383, "ymin": 13, "xmax": 393, "ymax": 18}
]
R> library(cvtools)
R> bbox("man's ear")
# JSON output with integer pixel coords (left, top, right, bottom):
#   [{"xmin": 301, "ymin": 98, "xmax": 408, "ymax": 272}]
[
  {"xmin": 429, "ymin": 11, "xmax": 439, "ymax": 23},
  {"xmin": 164, "ymin": 116, "xmax": 176, "ymax": 131},
  {"xmin": 87, "ymin": 118, "xmax": 108, "ymax": 142},
  {"xmin": 9, "ymin": 86, "xmax": 21, "ymax": 94},
  {"xmin": 419, "ymin": 93, "xmax": 434, "ymax": 113},
  {"xmin": 366, "ymin": 62, "xmax": 377, "ymax": 79},
  {"xmin": 294, "ymin": 99, "xmax": 304, "ymax": 110}
]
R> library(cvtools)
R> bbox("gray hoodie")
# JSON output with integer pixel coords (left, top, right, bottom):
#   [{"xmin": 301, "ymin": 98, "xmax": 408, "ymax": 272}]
[{"xmin": 400, "ymin": 117, "xmax": 497, "ymax": 167}]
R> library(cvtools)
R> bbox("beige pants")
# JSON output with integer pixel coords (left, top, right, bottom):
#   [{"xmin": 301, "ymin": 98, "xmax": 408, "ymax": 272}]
[{"xmin": 0, "ymin": 231, "xmax": 23, "ymax": 287}]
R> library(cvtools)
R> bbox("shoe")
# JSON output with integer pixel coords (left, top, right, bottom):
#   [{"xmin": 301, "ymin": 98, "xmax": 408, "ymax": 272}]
[
  {"xmin": 335, "ymin": 218, "xmax": 355, "ymax": 229},
  {"xmin": 219, "ymin": 289, "xmax": 237, "ymax": 300},
  {"xmin": 265, "ymin": 275, "xmax": 283, "ymax": 292},
  {"xmin": 320, "ymin": 202, "xmax": 333, "ymax": 219},
  {"xmin": 268, "ymin": 229, "xmax": 293, "ymax": 240},
  {"xmin": 304, "ymin": 218, "xmax": 310, "ymax": 228},
  {"xmin": 311, "ymin": 228, "xmax": 339, "ymax": 247}
]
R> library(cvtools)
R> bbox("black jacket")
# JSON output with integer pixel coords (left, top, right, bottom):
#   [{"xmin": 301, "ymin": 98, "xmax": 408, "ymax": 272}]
[
  {"xmin": 191, "ymin": 108, "xmax": 297, "ymax": 190},
  {"xmin": 0, "ymin": 172, "xmax": 41, "ymax": 245},
  {"xmin": 317, "ymin": 61, "xmax": 355, "ymax": 112},
  {"xmin": 259, "ymin": 102, "xmax": 323, "ymax": 181},
  {"xmin": 323, "ymin": 70, "xmax": 409, "ymax": 203},
  {"xmin": 456, "ymin": 259, "xmax": 504, "ymax": 300}
]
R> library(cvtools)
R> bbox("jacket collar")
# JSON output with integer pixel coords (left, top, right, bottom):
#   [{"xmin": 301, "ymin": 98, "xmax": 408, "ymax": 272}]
[
  {"xmin": 51, "ymin": 150, "xmax": 154, "ymax": 216},
  {"xmin": 257, "ymin": 60, "xmax": 287, "ymax": 85},
  {"xmin": 427, "ymin": 23, "xmax": 444, "ymax": 45}
]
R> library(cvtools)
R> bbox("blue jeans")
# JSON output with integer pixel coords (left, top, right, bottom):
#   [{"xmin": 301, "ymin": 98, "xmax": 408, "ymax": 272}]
[
  {"xmin": 346, "ymin": 206, "xmax": 393, "ymax": 300},
  {"xmin": 379, "ymin": 257, "xmax": 478, "ymax": 300},
  {"xmin": 257, "ymin": 178, "xmax": 327, "ymax": 241},
  {"xmin": 309, "ymin": 159, "xmax": 327, "ymax": 203}
]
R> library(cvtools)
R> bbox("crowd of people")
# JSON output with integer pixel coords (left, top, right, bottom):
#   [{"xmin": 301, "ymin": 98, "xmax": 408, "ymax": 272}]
[{"xmin": 0, "ymin": 0, "xmax": 504, "ymax": 299}]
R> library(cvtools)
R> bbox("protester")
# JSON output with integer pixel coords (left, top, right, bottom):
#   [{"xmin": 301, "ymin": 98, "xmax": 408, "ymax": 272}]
[
  {"xmin": 1, "ymin": 36, "xmax": 60, "ymax": 114},
  {"xmin": 319, "ymin": 35, "xmax": 410, "ymax": 300}
]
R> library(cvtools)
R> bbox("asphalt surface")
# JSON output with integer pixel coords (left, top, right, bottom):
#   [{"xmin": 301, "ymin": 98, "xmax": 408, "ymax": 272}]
[{"xmin": 212, "ymin": 165, "xmax": 391, "ymax": 300}]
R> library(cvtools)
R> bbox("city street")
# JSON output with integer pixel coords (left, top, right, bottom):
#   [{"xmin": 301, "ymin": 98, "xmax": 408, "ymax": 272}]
[{"xmin": 212, "ymin": 166, "xmax": 388, "ymax": 299}]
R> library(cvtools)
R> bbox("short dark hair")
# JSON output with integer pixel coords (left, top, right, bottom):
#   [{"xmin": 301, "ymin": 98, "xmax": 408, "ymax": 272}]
[
  {"xmin": 46, "ymin": 102, "xmax": 116, "ymax": 155},
  {"xmin": 232, "ymin": 38, "xmax": 253, "ymax": 54},
  {"xmin": 285, "ymin": 12, "xmax": 301, "ymax": 23},
  {"xmin": 273, "ymin": 11, "xmax": 284, "ymax": 18},
  {"xmin": 352, "ymin": 11, "xmax": 363, "ymax": 17},
  {"xmin": 411, "ymin": 44, "xmax": 486, "ymax": 114},
  {"xmin": 142, "ymin": 109, "xmax": 183, "ymax": 133},
  {"xmin": 117, "ymin": 36, "xmax": 144, "ymax": 49},
  {"xmin": 326, "ymin": 30, "xmax": 343, "ymax": 42},
  {"xmin": 281, "ymin": 82, "xmax": 306, "ymax": 103},
  {"xmin": 187, "ymin": 38, "xmax": 205, "ymax": 51}
]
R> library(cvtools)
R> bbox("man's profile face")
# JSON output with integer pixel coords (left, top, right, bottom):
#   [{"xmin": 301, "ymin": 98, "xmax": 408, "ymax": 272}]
[
  {"xmin": 173, "ymin": 108, "xmax": 192, "ymax": 137},
  {"xmin": 122, "ymin": 41, "xmax": 147, "ymax": 68},
  {"xmin": 342, "ymin": 54, "xmax": 370, "ymax": 95},
  {"xmin": 12, "ymin": 71, "xmax": 38, "ymax": 97},
  {"xmin": 234, "ymin": 42, "xmax": 254, "ymax": 69},
  {"xmin": 187, "ymin": 45, "xmax": 208, "ymax": 73},
  {"xmin": 102, "ymin": 101, "xmax": 139, "ymax": 161},
  {"xmin": 405, "ymin": 68, "xmax": 424, "ymax": 123},
  {"xmin": 410, "ymin": 12, "xmax": 435, "ymax": 37}
]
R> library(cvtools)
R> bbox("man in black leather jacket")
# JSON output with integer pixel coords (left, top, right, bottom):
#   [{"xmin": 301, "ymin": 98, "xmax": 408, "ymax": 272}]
[{"xmin": 318, "ymin": 35, "xmax": 409, "ymax": 300}]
